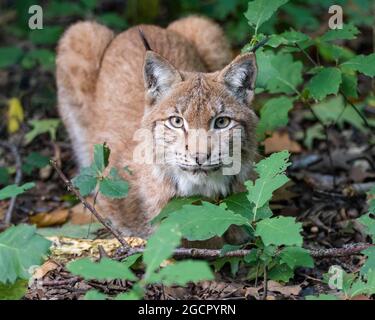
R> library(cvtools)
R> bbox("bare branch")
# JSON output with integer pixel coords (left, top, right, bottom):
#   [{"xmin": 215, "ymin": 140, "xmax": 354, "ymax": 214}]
[
  {"xmin": 118, "ymin": 242, "xmax": 373, "ymax": 261},
  {"xmin": 0, "ymin": 141, "xmax": 23, "ymax": 225},
  {"xmin": 50, "ymin": 160, "xmax": 130, "ymax": 249}
]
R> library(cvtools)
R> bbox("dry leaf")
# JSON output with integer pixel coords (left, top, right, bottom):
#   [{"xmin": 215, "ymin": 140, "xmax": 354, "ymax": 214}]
[
  {"xmin": 7, "ymin": 97, "xmax": 24, "ymax": 133},
  {"xmin": 32, "ymin": 260, "xmax": 59, "ymax": 280},
  {"xmin": 245, "ymin": 286, "xmax": 261, "ymax": 299},
  {"xmin": 29, "ymin": 209, "xmax": 69, "ymax": 227},
  {"xmin": 264, "ymin": 131, "xmax": 302, "ymax": 154},
  {"xmin": 267, "ymin": 280, "xmax": 301, "ymax": 296},
  {"xmin": 350, "ymin": 295, "xmax": 370, "ymax": 300}
]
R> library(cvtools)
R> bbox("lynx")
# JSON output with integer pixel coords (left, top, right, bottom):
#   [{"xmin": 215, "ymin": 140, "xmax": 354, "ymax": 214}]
[{"xmin": 56, "ymin": 16, "xmax": 258, "ymax": 244}]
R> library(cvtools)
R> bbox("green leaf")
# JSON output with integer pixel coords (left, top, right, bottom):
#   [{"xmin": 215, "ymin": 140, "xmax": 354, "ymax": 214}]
[
  {"xmin": 268, "ymin": 263, "xmax": 294, "ymax": 282},
  {"xmin": 360, "ymin": 247, "xmax": 375, "ymax": 275},
  {"xmin": 25, "ymin": 119, "xmax": 60, "ymax": 144},
  {"xmin": 0, "ymin": 167, "xmax": 10, "ymax": 185},
  {"xmin": 84, "ymin": 290, "xmax": 107, "ymax": 300},
  {"xmin": 267, "ymin": 30, "xmax": 310, "ymax": 48},
  {"xmin": 81, "ymin": 0, "xmax": 97, "ymax": 9},
  {"xmin": 340, "ymin": 73, "xmax": 358, "ymax": 99},
  {"xmin": 220, "ymin": 244, "xmax": 242, "ymax": 256},
  {"xmin": 256, "ymin": 97, "xmax": 294, "ymax": 140},
  {"xmin": 72, "ymin": 168, "xmax": 97, "ymax": 196},
  {"xmin": 358, "ymin": 213, "xmax": 375, "ymax": 237},
  {"xmin": 0, "ymin": 47, "xmax": 23, "ymax": 68},
  {"xmin": 151, "ymin": 196, "xmax": 201, "ymax": 224},
  {"xmin": 320, "ymin": 23, "xmax": 360, "ymax": 41},
  {"xmin": 341, "ymin": 53, "xmax": 375, "ymax": 77},
  {"xmin": 21, "ymin": 49, "xmax": 55, "ymax": 70},
  {"xmin": 246, "ymin": 151, "xmax": 290, "ymax": 221},
  {"xmin": 164, "ymin": 202, "xmax": 249, "ymax": 241},
  {"xmin": 0, "ymin": 183, "xmax": 35, "ymax": 200},
  {"xmin": 310, "ymin": 96, "xmax": 366, "ymax": 132},
  {"xmin": 99, "ymin": 168, "xmax": 129, "ymax": 199},
  {"xmin": 148, "ymin": 260, "xmax": 214, "ymax": 286},
  {"xmin": 114, "ymin": 288, "xmax": 142, "ymax": 300},
  {"xmin": 255, "ymin": 216, "xmax": 303, "ymax": 246},
  {"xmin": 45, "ymin": 1, "xmax": 84, "ymax": 18},
  {"xmin": 93, "ymin": 144, "xmax": 110, "ymax": 172},
  {"xmin": 267, "ymin": 52, "xmax": 303, "ymax": 94},
  {"xmin": 0, "ymin": 224, "xmax": 51, "ymax": 283},
  {"xmin": 143, "ymin": 222, "xmax": 181, "ymax": 278},
  {"xmin": 305, "ymin": 294, "xmax": 339, "ymax": 300},
  {"xmin": 317, "ymin": 42, "xmax": 355, "ymax": 62},
  {"xmin": 222, "ymin": 192, "xmax": 251, "ymax": 219},
  {"xmin": 37, "ymin": 222, "xmax": 102, "ymax": 239},
  {"xmin": 29, "ymin": 26, "xmax": 63, "ymax": 45},
  {"xmin": 0, "ymin": 279, "xmax": 28, "ymax": 300},
  {"xmin": 244, "ymin": 0, "xmax": 289, "ymax": 34},
  {"xmin": 304, "ymin": 123, "xmax": 325, "ymax": 149},
  {"xmin": 98, "ymin": 13, "xmax": 128, "ymax": 29},
  {"xmin": 306, "ymin": 67, "xmax": 342, "ymax": 101},
  {"xmin": 279, "ymin": 247, "xmax": 314, "ymax": 269},
  {"xmin": 22, "ymin": 152, "xmax": 50, "ymax": 175},
  {"xmin": 212, "ymin": 257, "xmax": 242, "ymax": 276},
  {"xmin": 67, "ymin": 257, "xmax": 137, "ymax": 281},
  {"xmin": 121, "ymin": 253, "xmax": 142, "ymax": 269}
]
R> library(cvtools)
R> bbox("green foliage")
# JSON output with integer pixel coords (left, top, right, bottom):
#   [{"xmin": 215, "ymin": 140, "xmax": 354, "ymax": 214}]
[
  {"xmin": 244, "ymin": 0, "xmax": 288, "ymax": 35},
  {"xmin": 245, "ymin": 150, "xmax": 290, "ymax": 221},
  {"xmin": 310, "ymin": 96, "xmax": 367, "ymax": 132},
  {"xmin": 0, "ymin": 280, "xmax": 28, "ymax": 300},
  {"xmin": 279, "ymin": 247, "xmax": 314, "ymax": 269},
  {"xmin": 84, "ymin": 290, "xmax": 107, "ymax": 300},
  {"xmin": 341, "ymin": 53, "xmax": 375, "ymax": 77},
  {"xmin": 25, "ymin": 119, "xmax": 61, "ymax": 144},
  {"xmin": 143, "ymin": 221, "xmax": 181, "ymax": 278},
  {"xmin": 0, "ymin": 182, "xmax": 35, "ymax": 200},
  {"xmin": 21, "ymin": 49, "xmax": 55, "ymax": 70},
  {"xmin": 72, "ymin": 144, "xmax": 129, "ymax": 199},
  {"xmin": 22, "ymin": 152, "xmax": 50, "ymax": 175},
  {"xmin": 162, "ymin": 202, "xmax": 249, "ymax": 241},
  {"xmin": 306, "ymin": 67, "xmax": 342, "ymax": 101},
  {"xmin": 0, "ymin": 224, "xmax": 51, "ymax": 284},
  {"xmin": 67, "ymin": 257, "xmax": 137, "ymax": 281},
  {"xmin": 256, "ymin": 97, "xmax": 294, "ymax": 140},
  {"xmin": 255, "ymin": 217, "xmax": 303, "ymax": 246},
  {"xmin": 150, "ymin": 196, "xmax": 201, "ymax": 224},
  {"xmin": 0, "ymin": 47, "xmax": 23, "ymax": 68},
  {"xmin": 148, "ymin": 260, "xmax": 214, "ymax": 286},
  {"xmin": 320, "ymin": 23, "xmax": 359, "ymax": 42}
]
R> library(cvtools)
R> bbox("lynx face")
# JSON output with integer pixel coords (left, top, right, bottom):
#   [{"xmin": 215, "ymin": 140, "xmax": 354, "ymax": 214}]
[{"xmin": 139, "ymin": 52, "xmax": 258, "ymax": 198}]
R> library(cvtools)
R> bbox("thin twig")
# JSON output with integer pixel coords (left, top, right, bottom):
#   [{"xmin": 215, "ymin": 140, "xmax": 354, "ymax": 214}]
[
  {"xmin": 119, "ymin": 242, "xmax": 373, "ymax": 260},
  {"xmin": 0, "ymin": 141, "xmax": 23, "ymax": 224},
  {"xmin": 262, "ymin": 266, "xmax": 268, "ymax": 300},
  {"xmin": 50, "ymin": 160, "xmax": 130, "ymax": 249}
]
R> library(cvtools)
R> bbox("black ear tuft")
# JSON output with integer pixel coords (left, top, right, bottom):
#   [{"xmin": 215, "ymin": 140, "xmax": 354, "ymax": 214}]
[
  {"xmin": 218, "ymin": 53, "xmax": 257, "ymax": 105},
  {"xmin": 143, "ymin": 52, "xmax": 182, "ymax": 104}
]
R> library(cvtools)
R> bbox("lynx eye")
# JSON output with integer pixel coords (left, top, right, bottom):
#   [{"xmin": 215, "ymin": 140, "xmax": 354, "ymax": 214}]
[
  {"xmin": 169, "ymin": 116, "xmax": 184, "ymax": 128},
  {"xmin": 214, "ymin": 117, "xmax": 231, "ymax": 129}
]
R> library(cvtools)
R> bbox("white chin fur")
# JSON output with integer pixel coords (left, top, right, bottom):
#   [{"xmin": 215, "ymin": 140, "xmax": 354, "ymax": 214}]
[{"xmin": 153, "ymin": 163, "xmax": 252, "ymax": 199}]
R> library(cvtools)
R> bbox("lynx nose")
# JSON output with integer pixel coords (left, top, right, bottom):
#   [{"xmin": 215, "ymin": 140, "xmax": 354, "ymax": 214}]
[{"xmin": 193, "ymin": 153, "xmax": 210, "ymax": 166}]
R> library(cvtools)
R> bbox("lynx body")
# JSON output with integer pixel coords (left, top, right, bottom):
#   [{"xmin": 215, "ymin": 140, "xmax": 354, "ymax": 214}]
[{"xmin": 56, "ymin": 16, "xmax": 258, "ymax": 241}]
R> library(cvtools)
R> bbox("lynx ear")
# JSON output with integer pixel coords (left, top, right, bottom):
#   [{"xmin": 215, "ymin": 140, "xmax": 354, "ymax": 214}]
[
  {"xmin": 143, "ymin": 51, "xmax": 182, "ymax": 103},
  {"xmin": 218, "ymin": 53, "xmax": 257, "ymax": 105}
]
